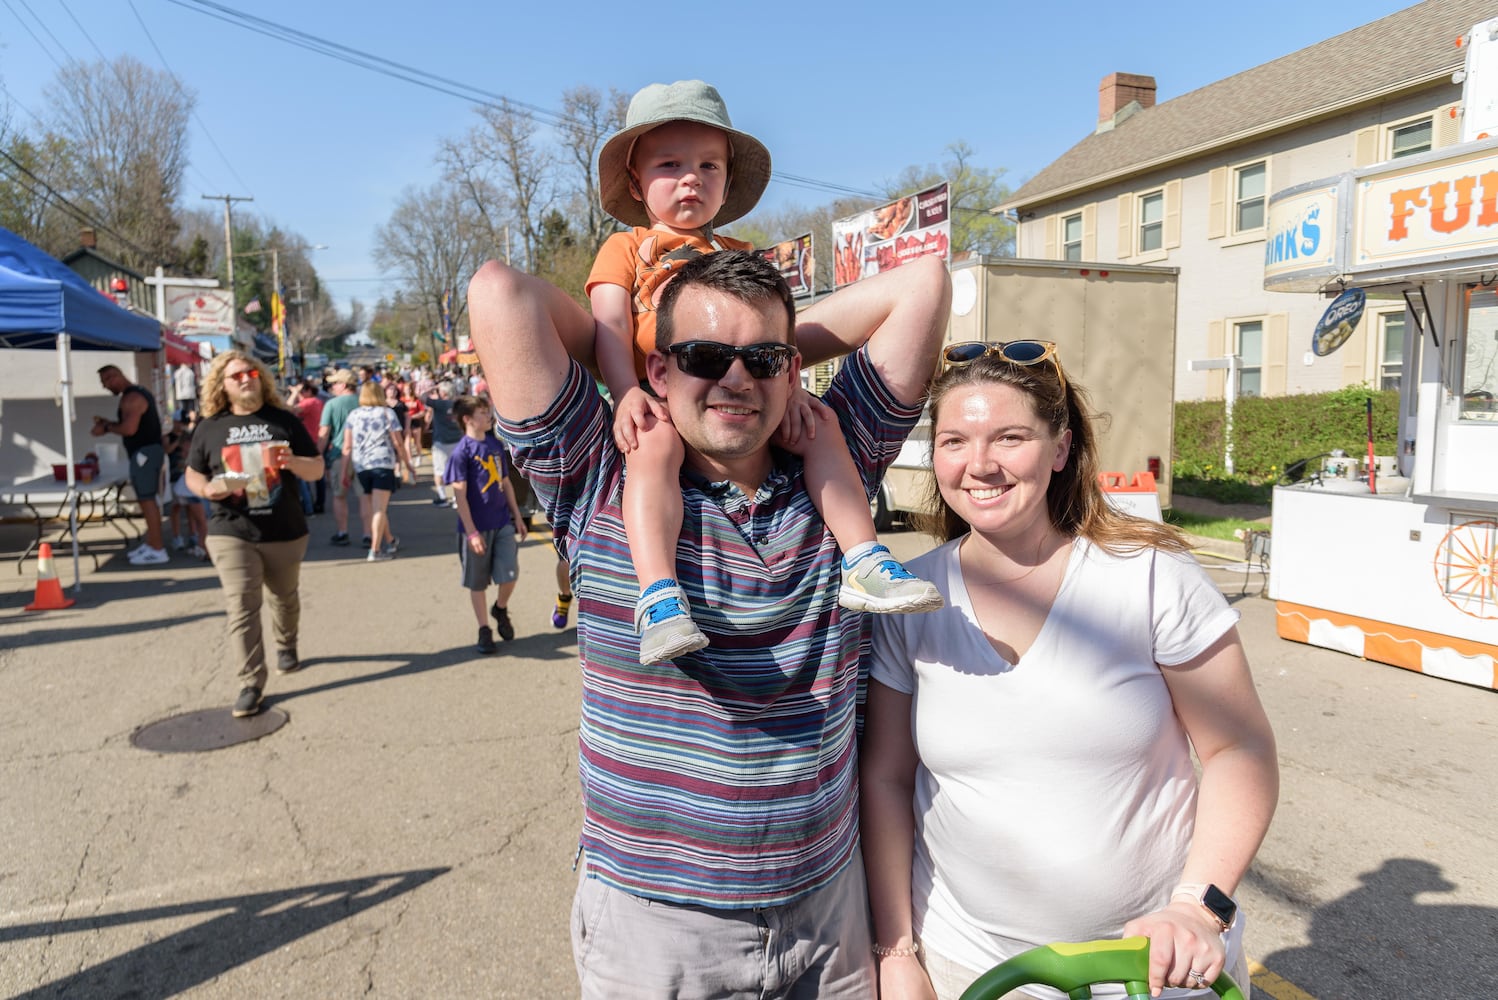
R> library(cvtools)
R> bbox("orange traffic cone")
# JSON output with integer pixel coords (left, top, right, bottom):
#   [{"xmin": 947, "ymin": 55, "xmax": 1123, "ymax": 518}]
[{"xmin": 25, "ymin": 542, "xmax": 75, "ymax": 611}]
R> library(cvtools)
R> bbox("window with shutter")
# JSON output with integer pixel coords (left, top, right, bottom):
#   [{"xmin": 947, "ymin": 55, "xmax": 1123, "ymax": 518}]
[
  {"xmin": 1434, "ymin": 102, "xmax": 1462, "ymax": 148},
  {"xmin": 1081, "ymin": 204, "xmax": 1097, "ymax": 260},
  {"xmin": 1044, "ymin": 215, "xmax": 1059, "ymax": 260},
  {"xmin": 1353, "ymin": 127, "xmax": 1379, "ymax": 168},
  {"xmin": 1264, "ymin": 313, "xmax": 1288, "ymax": 397},
  {"xmin": 1061, "ymin": 213, "xmax": 1083, "ymax": 261},
  {"xmin": 1164, "ymin": 180, "xmax": 1182, "ymax": 250}
]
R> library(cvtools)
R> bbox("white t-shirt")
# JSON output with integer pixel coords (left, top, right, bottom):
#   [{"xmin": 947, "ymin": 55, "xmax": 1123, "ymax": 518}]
[
  {"xmin": 344, "ymin": 405, "xmax": 400, "ymax": 472},
  {"xmin": 869, "ymin": 537, "xmax": 1245, "ymax": 998},
  {"xmin": 173, "ymin": 365, "xmax": 197, "ymax": 407}
]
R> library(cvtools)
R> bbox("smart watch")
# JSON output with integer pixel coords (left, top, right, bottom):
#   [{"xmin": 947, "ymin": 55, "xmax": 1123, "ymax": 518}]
[{"xmin": 1172, "ymin": 882, "xmax": 1237, "ymax": 931}]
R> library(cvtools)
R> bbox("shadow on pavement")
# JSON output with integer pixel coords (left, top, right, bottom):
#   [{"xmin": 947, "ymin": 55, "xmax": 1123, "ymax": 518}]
[
  {"xmin": 259, "ymin": 628, "xmax": 577, "ymax": 710},
  {"xmin": 1257, "ymin": 858, "xmax": 1498, "ymax": 995},
  {"xmin": 1, "ymin": 867, "xmax": 449, "ymax": 999},
  {"xmin": 0, "ymin": 610, "xmax": 222, "ymax": 649}
]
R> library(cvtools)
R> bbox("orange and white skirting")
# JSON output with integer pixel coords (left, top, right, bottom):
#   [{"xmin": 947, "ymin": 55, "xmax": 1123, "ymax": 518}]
[{"xmin": 1276, "ymin": 601, "xmax": 1498, "ymax": 691}]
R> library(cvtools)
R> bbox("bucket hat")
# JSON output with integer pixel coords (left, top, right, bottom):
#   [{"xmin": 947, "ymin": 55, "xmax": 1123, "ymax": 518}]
[{"xmin": 598, "ymin": 80, "xmax": 772, "ymax": 229}]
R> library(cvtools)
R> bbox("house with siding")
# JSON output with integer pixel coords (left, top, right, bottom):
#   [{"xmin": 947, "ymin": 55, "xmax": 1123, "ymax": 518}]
[{"xmin": 998, "ymin": 0, "xmax": 1492, "ymax": 402}]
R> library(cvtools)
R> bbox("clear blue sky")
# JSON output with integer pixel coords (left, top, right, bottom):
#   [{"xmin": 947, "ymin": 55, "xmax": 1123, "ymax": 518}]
[{"xmin": 0, "ymin": 0, "xmax": 1418, "ymax": 319}]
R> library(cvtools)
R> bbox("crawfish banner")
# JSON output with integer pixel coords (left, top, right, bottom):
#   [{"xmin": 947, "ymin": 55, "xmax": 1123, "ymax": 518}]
[
  {"xmin": 758, "ymin": 233, "xmax": 815, "ymax": 298},
  {"xmin": 832, "ymin": 181, "xmax": 950, "ymax": 288}
]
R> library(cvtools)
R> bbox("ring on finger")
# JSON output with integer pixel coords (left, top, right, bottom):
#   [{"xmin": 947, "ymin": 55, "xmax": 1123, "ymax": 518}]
[{"xmin": 1188, "ymin": 969, "xmax": 1207, "ymax": 985}]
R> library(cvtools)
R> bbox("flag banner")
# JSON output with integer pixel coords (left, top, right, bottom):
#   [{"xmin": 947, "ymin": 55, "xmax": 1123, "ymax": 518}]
[
  {"xmin": 832, "ymin": 181, "xmax": 951, "ymax": 288},
  {"xmin": 243, "ymin": 298, "xmax": 263, "ymax": 315},
  {"xmin": 271, "ymin": 291, "xmax": 286, "ymax": 336},
  {"xmin": 758, "ymin": 233, "xmax": 814, "ymax": 298}
]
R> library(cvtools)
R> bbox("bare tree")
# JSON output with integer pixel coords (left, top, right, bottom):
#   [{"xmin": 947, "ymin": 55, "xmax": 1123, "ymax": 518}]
[
  {"xmin": 372, "ymin": 180, "xmax": 489, "ymax": 361},
  {"xmin": 44, "ymin": 55, "xmax": 193, "ymax": 270},
  {"xmin": 557, "ymin": 85, "xmax": 628, "ymax": 250}
]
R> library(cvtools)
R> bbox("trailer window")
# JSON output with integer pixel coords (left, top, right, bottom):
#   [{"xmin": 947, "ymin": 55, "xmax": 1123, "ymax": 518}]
[{"xmin": 1462, "ymin": 288, "xmax": 1498, "ymax": 421}]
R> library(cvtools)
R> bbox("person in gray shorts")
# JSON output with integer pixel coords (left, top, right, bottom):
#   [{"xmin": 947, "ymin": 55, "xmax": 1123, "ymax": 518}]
[
  {"xmin": 92, "ymin": 364, "xmax": 169, "ymax": 565},
  {"xmin": 444, "ymin": 394, "xmax": 528, "ymax": 654}
]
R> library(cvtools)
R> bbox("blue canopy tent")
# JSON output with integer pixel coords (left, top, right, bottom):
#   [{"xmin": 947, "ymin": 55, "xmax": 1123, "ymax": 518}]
[{"xmin": 0, "ymin": 227, "xmax": 161, "ymax": 590}]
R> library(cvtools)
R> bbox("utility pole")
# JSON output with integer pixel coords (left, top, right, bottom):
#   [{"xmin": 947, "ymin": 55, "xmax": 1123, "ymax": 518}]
[{"xmin": 202, "ymin": 193, "xmax": 252, "ymax": 344}]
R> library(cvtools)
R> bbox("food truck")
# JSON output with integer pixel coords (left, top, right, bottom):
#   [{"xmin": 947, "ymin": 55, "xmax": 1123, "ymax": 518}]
[
  {"xmin": 1264, "ymin": 59, "xmax": 1498, "ymax": 690},
  {"xmin": 872, "ymin": 256, "xmax": 1180, "ymax": 528}
]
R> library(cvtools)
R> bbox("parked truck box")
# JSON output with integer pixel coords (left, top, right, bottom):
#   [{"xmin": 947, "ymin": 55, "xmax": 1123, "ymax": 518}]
[{"xmin": 872, "ymin": 256, "xmax": 1179, "ymax": 528}]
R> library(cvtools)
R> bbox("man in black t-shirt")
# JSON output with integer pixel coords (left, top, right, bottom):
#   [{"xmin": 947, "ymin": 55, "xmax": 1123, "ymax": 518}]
[
  {"xmin": 92, "ymin": 364, "xmax": 168, "ymax": 565},
  {"xmin": 186, "ymin": 352, "xmax": 323, "ymax": 718}
]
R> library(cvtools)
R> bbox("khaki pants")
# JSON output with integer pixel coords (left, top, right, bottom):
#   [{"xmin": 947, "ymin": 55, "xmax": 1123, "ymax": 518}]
[{"xmin": 205, "ymin": 534, "xmax": 309, "ymax": 692}]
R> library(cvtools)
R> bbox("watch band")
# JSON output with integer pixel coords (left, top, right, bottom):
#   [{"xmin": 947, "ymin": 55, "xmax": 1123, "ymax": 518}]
[{"xmin": 1171, "ymin": 882, "xmax": 1236, "ymax": 931}]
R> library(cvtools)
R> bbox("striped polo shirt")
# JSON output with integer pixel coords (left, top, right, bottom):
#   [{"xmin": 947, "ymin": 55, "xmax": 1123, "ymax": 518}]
[{"xmin": 499, "ymin": 349, "xmax": 922, "ymax": 908}]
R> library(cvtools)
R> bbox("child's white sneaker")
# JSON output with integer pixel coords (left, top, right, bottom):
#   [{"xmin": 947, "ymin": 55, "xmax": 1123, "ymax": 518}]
[
  {"xmin": 635, "ymin": 581, "xmax": 709, "ymax": 665},
  {"xmin": 838, "ymin": 544, "xmax": 943, "ymax": 613}
]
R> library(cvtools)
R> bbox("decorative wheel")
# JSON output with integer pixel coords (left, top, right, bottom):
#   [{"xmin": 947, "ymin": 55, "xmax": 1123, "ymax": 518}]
[{"xmin": 1433, "ymin": 519, "xmax": 1498, "ymax": 620}]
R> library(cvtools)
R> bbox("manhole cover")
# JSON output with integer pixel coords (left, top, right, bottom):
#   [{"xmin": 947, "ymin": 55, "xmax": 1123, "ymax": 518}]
[{"xmin": 131, "ymin": 707, "xmax": 288, "ymax": 753}]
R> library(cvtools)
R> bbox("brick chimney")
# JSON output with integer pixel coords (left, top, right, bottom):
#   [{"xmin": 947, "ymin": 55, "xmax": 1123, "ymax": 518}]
[
  {"xmin": 1098, "ymin": 73, "xmax": 1157, "ymax": 126},
  {"xmin": 79, "ymin": 227, "xmax": 97, "ymax": 249}
]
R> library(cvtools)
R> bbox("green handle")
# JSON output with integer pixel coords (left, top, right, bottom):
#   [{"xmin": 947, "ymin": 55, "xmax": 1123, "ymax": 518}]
[{"xmin": 957, "ymin": 938, "xmax": 1246, "ymax": 1000}]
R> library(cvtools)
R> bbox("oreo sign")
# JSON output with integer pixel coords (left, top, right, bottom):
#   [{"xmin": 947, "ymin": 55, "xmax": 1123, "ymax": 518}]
[{"xmin": 1311, "ymin": 288, "xmax": 1366, "ymax": 357}]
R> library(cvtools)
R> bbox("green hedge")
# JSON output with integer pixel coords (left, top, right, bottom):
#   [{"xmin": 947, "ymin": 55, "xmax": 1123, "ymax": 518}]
[{"xmin": 1173, "ymin": 386, "xmax": 1400, "ymax": 483}]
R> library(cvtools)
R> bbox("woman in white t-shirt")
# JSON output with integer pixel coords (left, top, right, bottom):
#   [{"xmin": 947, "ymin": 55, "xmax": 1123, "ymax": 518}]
[
  {"xmin": 341, "ymin": 381, "xmax": 415, "ymax": 562},
  {"xmin": 861, "ymin": 342, "xmax": 1279, "ymax": 1000}
]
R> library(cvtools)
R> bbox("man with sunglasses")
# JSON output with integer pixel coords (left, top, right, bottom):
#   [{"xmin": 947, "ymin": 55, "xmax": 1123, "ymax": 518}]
[{"xmin": 470, "ymin": 249, "xmax": 949, "ymax": 997}]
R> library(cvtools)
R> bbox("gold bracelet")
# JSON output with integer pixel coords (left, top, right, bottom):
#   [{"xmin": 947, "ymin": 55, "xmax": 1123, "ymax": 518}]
[{"xmin": 872, "ymin": 940, "xmax": 922, "ymax": 958}]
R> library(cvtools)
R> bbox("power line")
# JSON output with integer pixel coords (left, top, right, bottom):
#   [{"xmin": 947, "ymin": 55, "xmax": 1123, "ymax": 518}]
[
  {"xmin": 126, "ymin": 0, "xmax": 253, "ymax": 195},
  {"xmin": 0, "ymin": 0, "xmax": 66, "ymax": 71},
  {"xmin": 0, "ymin": 145, "xmax": 156, "ymax": 259},
  {"xmin": 164, "ymin": 0, "xmax": 883, "ymax": 201}
]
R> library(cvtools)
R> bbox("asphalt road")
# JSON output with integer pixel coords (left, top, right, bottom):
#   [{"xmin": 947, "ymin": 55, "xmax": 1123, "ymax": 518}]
[{"xmin": 0, "ymin": 490, "xmax": 1493, "ymax": 999}]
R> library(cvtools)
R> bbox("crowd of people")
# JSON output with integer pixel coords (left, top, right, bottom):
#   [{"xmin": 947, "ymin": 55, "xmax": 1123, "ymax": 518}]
[{"xmin": 94, "ymin": 355, "xmax": 568, "ymax": 719}]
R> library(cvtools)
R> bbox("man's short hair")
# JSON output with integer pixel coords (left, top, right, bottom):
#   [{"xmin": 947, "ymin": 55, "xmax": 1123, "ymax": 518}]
[{"xmin": 656, "ymin": 250, "xmax": 796, "ymax": 349}]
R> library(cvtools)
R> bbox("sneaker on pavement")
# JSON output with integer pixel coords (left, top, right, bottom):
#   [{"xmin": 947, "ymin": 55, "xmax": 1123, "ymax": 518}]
[
  {"xmin": 838, "ymin": 544, "xmax": 944, "ymax": 614},
  {"xmin": 126, "ymin": 541, "xmax": 151, "ymax": 559},
  {"xmin": 432, "ymin": 496, "xmax": 449, "ymax": 506},
  {"xmin": 330, "ymin": 532, "xmax": 350, "ymax": 546},
  {"xmin": 491, "ymin": 603, "xmax": 515, "ymax": 642},
  {"xmin": 448, "ymin": 498, "xmax": 458, "ymax": 509},
  {"xmin": 551, "ymin": 593, "xmax": 574, "ymax": 629},
  {"xmin": 171, "ymin": 535, "xmax": 189, "ymax": 551},
  {"xmin": 361, "ymin": 534, "xmax": 372, "ymax": 547},
  {"xmin": 128, "ymin": 545, "xmax": 170, "ymax": 566},
  {"xmin": 275, "ymin": 648, "xmax": 301, "ymax": 674},
  {"xmin": 476, "ymin": 625, "xmax": 497, "ymax": 654},
  {"xmin": 231, "ymin": 686, "xmax": 263, "ymax": 718},
  {"xmin": 383, "ymin": 536, "xmax": 401, "ymax": 554},
  {"xmin": 367, "ymin": 548, "xmax": 394, "ymax": 562},
  {"xmin": 191, "ymin": 543, "xmax": 209, "ymax": 561},
  {"xmin": 634, "ymin": 581, "xmax": 709, "ymax": 665}
]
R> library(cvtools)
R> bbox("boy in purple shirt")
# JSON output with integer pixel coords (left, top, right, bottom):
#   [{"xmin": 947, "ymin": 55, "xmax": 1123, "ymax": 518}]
[{"xmin": 444, "ymin": 395, "xmax": 528, "ymax": 654}]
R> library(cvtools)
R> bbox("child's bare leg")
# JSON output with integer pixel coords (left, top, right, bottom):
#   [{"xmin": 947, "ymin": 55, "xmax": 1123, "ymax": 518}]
[
  {"xmin": 624, "ymin": 419, "xmax": 685, "ymax": 589},
  {"xmin": 624, "ymin": 419, "xmax": 707, "ymax": 664},
  {"xmin": 799, "ymin": 416, "xmax": 943, "ymax": 615},
  {"xmin": 469, "ymin": 588, "xmax": 489, "ymax": 628}
]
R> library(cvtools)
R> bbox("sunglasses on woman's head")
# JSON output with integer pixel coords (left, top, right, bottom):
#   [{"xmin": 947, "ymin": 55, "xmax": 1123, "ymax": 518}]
[
  {"xmin": 665, "ymin": 341, "xmax": 799, "ymax": 380},
  {"xmin": 942, "ymin": 340, "xmax": 1066, "ymax": 391}
]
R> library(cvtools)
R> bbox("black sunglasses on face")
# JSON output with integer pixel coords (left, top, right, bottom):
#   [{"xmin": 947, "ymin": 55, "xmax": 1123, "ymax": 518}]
[{"xmin": 665, "ymin": 341, "xmax": 799, "ymax": 380}]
